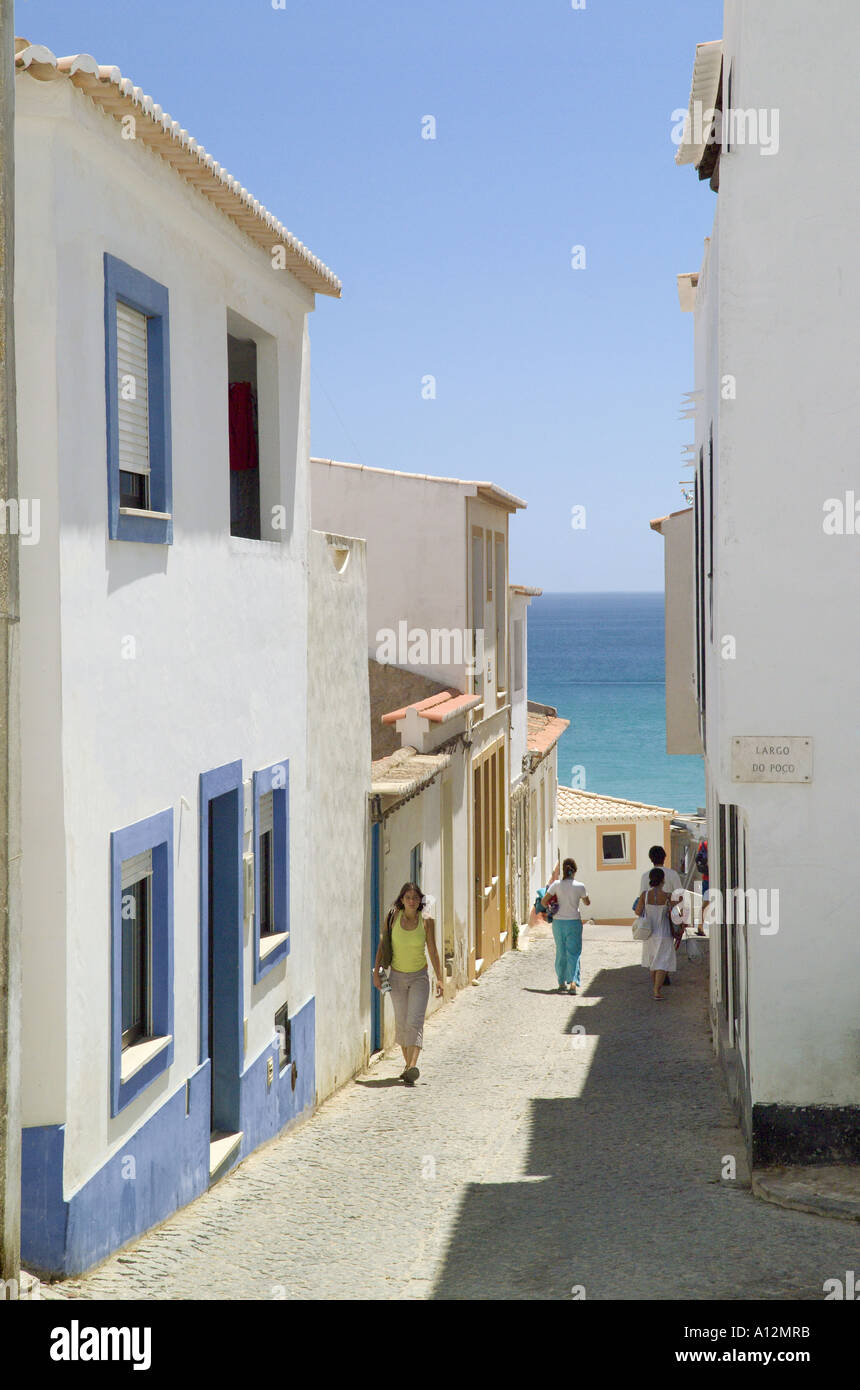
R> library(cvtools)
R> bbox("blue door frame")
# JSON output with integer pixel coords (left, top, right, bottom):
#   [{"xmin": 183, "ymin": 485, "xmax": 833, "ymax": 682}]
[
  {"xmin": 199, "ymin": 762, "xmax": 244, "ymax": 1136},
  {"xmin": 371, "ymin": 821, "xmax": 382, "ymax": 1052}
]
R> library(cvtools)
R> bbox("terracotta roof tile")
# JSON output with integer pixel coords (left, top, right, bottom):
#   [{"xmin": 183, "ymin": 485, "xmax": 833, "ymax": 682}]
[
  {"xmin": 371, "ymin": 747, "xmax": 451, "ymax": 799},
  {"xmin": 382, "ymin": 691, "xmax": 482, "ymax": 726},
  {"xmin": 557, "ymin": 786, "xmax": 675, "ymax": 823},
  {"xmin": 526, "ymin": 709, "xmax": 569, "ymax": 758}
]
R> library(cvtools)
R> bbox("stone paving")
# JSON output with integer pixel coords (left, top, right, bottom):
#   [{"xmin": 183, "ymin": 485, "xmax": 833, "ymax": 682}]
[{"xmin": 43, "ymin": 924, "xmax": 860, "ymax": 1301}]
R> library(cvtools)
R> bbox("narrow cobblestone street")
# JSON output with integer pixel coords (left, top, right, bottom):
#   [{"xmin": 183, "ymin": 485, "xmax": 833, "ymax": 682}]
[{"xmin": 45, "ymin": 926, "xmax": 860, "ymax": 1301}]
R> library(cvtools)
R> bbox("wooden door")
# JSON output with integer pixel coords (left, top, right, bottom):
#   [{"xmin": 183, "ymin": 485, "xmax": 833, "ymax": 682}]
[{"xmin": 472, "ymin": 743, "xmax": 507, "ymax": 966}]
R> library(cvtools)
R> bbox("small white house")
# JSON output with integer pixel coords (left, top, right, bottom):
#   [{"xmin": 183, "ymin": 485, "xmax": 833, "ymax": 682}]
[
  {"xmin": 556, "ymin": 788, "xmax": 675, "ymax": 924},
  {"xmin": 14, "ymin": 39, "xmax": 356, "ymax": 1275}
]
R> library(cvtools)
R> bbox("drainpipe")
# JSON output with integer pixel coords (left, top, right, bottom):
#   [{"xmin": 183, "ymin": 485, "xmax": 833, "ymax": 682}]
[{"xmin": 0, "ymin": 3, "xmax": 21, "ymax": 1284}]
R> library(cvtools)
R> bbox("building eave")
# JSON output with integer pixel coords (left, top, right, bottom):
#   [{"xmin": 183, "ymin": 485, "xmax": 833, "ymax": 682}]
[
  {"xmin": 15, "ymin": 38, "xmax": 342, "ymax": 298},
  {"xmin": 675, "ymin": 39, "xmax": 724, "ymax": 171},
  {"xmin": 310, "ymin": 458, "xmax": 526, "ymax": 510}
]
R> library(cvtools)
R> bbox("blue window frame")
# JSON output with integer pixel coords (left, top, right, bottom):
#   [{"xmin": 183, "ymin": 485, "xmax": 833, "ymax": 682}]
[
  {"xmin": 104, "ymin": 253, "xmax": 173, "ymax": 544},
  {"xmin": 110, "ymin": 809, "xmax": 174, "ymax": 1115},
  {"xmin": 253, "ymin": 760, "xmax": 290, "ymax": 981}
]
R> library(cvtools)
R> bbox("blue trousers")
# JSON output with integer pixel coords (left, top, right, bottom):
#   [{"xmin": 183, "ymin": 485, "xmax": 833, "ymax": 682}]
[{"xmin": 552, "ymin": 917, "xmax": 583, "ymax": 987}]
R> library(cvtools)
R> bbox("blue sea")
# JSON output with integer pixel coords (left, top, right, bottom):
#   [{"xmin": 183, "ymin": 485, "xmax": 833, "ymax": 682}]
[{"xmin": 527, "ymin": 593, "xmax": 705, "ymax": 814}]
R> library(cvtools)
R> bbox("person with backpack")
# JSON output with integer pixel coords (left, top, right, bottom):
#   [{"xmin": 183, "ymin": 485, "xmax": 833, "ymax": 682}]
[
  {"xmin": 542, "ymin": 858, "xmax": 590, "ymax": 995},
  {"xmin": 372, "ymin": 881, "xmax": 443, "ymax": 1085}
]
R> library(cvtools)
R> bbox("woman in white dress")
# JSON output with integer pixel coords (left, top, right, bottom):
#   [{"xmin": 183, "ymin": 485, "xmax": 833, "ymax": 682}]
[{"xmin": 634, "ymin": 867, "xmax": 676, "ymax": 1001}]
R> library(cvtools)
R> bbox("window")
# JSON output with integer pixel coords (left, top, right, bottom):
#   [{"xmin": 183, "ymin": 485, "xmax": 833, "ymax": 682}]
[
  {"xmin": 494, "ymin": 534, "xmax": 506, "ymax": 694},
  {"xmin": 228, "ymin": 334, "xmax": 261, "ymax": 539},
  {"xmin": 121, "ymin": 854, "xmax": 151, "ymax": 1047},
  {"xmin": 486, "ymin": 533, "xmax": 493, "ymax": 602},
  {"xmin": 530, "ymin": 789, "xmax": 537, "ymax": 860},
  {"xmin": 110, "ymin": 810, "xmax": 174, "ymax": 1115},
  {"xmin": 258, "ymin": 794, "xmax": 274, "ymax": 936},
  {"xmin": 253, "ymin": 761, "xmax": 290, "ymax": 981},
  {"xmin": 410, "ymin": 842, "xmax": 423, "ymax": 887},
  {"xmin": 471, "ymin": 527, "xmax": 484, "ymax": 693},
  {"xmin": 471, "ymin": 528, "xmax": 484, "ymax": 631},
  {"xmin": 513, "ymin": 618, "xmax": 524, "ymax": 692},
  {"xmin": 596, "ymin": 822, "xmax": 636, "ymax": 871},
  {"xmin": 104, "ymin": 254, "xmax": 172, "ymax": 544},
  {"xmin": 117, "ymin": 303, "xmax": 151, "ymax": 511},
  {"xmin": 274, "ymin": 1001, "xmax": 291, "ymax": 1072},
  {"xmin": 226, "ymin": 310, "xmax": 280, "ymax": 542}
]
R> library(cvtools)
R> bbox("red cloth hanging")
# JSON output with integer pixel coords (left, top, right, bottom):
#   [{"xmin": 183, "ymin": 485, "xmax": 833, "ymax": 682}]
[{"xmin": 229, "ymin": 381, "xmax": 259, "ymax": 471}]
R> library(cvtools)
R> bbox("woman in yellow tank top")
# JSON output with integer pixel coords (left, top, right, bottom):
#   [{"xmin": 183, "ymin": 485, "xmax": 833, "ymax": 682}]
[{"xmin": 373, "ymin": 881, "xmax": 444, "ymax": 1085}]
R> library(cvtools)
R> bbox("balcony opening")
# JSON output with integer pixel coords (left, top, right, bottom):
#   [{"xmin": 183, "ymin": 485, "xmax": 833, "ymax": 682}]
[{"xmin": 228, "ymin": 333, "xmax": 261, "ymax": 539}]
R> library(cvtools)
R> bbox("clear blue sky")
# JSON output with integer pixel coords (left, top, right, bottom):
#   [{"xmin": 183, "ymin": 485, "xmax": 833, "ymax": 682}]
[{"xmin": 22, "ymin": 0, "xmax": 723, "ymax": 590}]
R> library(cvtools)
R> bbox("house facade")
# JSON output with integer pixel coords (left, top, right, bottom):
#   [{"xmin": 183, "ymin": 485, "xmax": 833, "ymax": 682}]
[
  {"xmin": 556, "ymin": 788, "xmax": 675, "ymax": 925},
  {"xmin": 661, "ymin": 1, "xmax": 860, "ymax": 1165},
  {"xmin": 311, "ymin": 460, "xmax": 526, "ymax": 981},
  {"xmin": 14, "ymin": 40, "xmax": 361, "ymax": 1275}
]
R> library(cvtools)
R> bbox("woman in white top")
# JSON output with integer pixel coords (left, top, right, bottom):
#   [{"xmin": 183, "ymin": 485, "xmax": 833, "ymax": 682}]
[
  {"xmin": 542, "ymin": 858, "xmax": 590, "ymax": 995},
  {"xmin": 633, "ymin": 867, "xmax": 677, "ymax": 1000}
]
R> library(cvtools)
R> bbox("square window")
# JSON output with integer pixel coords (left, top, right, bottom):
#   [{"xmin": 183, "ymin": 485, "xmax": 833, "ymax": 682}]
[
  {"xmin": 105, "ymin": 254, "xmax": 172, "ymax": 544},
  {"xmin": 597, "ymin": 823, "xmax": 636, "ymax": 871},
  {"xmin": 602, "ymin": 833, "xmax": 626, "ymax": 861}
]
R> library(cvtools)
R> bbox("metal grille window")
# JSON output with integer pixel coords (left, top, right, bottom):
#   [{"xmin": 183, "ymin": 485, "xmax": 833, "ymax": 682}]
[
  {"xmin": 117, "ymin": 301, "xmax": 151, "ymax": 511},
  {"xmin": 120, "ymin": 849, "xmax": 152, "ymax": 1047}
]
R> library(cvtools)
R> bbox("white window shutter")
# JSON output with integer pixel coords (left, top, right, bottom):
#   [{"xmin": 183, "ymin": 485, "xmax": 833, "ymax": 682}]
[
  {"xmin": 117, "ymin": 301, "xmax": 150, "ymax": 478},
  {"xmin": 259, "ymin": 792, "xmax": 273, "ymax": 836},
  {"xmin": 121, "ymin": 848, "xmax": 153, "ymax": 890}
]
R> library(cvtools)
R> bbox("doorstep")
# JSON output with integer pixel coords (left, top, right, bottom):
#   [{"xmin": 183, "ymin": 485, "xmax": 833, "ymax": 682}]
[
  {"xmin": 752, "ymin": 1165, "xmax": 860, "ymax": 1224},
  {"xmin": 209, "ymin": 1130, "xmax": 243, "ymax": 1180}
]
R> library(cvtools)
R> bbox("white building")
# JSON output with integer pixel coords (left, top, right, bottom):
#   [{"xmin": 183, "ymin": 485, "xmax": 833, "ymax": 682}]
[
  {"xmin": 312, "ymin": 459, "xmax": 526, "ymax": 982},
  {"xmin": 661, "ymin": 2, "xmax": 860, "ymax": 1165},
  {"xmin": 14, "ymin": 39, "xmax": 363, "ymax": 1274},
  {"xmin": 556, "ymin": 788, "xmax": 675, "ymax": 924}
]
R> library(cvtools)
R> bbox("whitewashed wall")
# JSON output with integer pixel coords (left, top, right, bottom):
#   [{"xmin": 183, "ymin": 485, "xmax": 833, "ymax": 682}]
[
  {"xmin": 695, "ymin": 0, "xmax": 860, "ymax": 1113},
  {"xmin": 311, "ymin": 463, "xmax": 469, "ymax": 690},
  {"xmin": 308, "ymin": 531, "xmax": 371, "ymax": 1098},
  {"xmin": 658, "ymin": 510, "xmax": 701, "ymax": 756},
  {"xmin": 379, "ymin": 779, "xmax": 446, "ymax": 1045},
  {"xmin": 557, "ymin": 813, "xmax": 667, "ymax": 922},
  {"xmin": 508, "ymin": 592, "xmax": 530, "ymax": 779},
  {"xmin": 17, "ymin": 77, "xmax": 316, "ymax": 1193},
  {"xmin": 528, "ymin": 754, "xmax": 559, "ymax": 904}
]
